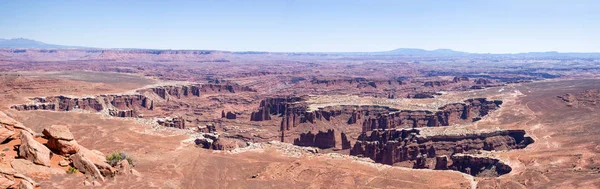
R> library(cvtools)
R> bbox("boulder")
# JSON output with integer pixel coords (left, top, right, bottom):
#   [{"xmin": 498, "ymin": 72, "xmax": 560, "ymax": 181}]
[
  {"xmin": 116, "ymin": 160, "xmax": 131, "ymax": 175},
  {"xmin": 42, "ymin": 125, "xmax": 74, "ymax": 141},
  {"xmin": 71, "ymin": 153, "xmax": 105, "ymax": 182},
  {"xmin": 78, "ymin": 147, "xmax": 115, "ymax": 177},
  {"xmin": 18, "ymin": 131, "xmax": 51, "ymax": 166},
  {"xmin": 46, "ymin": 138, "xmax": 80, "ymax": 155},
  {"xmin": 59, "ymin": 160, "xmax": 69, "ymax": 167},
  {"xmin": 0, "ymin": 126, "xmax": 15, "ymax": 143}
]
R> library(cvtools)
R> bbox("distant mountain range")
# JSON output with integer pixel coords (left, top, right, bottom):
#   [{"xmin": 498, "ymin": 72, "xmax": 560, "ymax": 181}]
[
  {"xmin": 1, "ymin": 38, "xmax": 599, "ymax": 58},
  {"xmin": 0, "ymin": 38, "xmax": 87, "ymax": 49}
]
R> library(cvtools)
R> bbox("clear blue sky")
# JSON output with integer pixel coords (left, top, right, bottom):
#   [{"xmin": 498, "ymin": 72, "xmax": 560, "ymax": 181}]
[{"xmin": 0, "ymin": 0, "xmax": 598, "ymax": 53}]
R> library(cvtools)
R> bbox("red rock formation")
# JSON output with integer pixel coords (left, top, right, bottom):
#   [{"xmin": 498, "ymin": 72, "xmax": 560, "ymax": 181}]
[
  {"xmin": 43, "ymin": 125, "xmax": 80, "ymax": 155},
  {"xmin": 12, "ymin": 95, "xmax": 153, "ymax": 117},
  {"xmin": 108, "ymin": 109, "xmax": 138, "ymax": 118},
  {"xmin": 361, "ymin": 98, "xmax": 502, "ymax": 132},
  {"xmin": 11, "ymin": 103, "xmax": 56, "ymax": 111},
  {"xmin": 424, "ymin": 80, "xmax": 451, "ymax": 87},
  {"xmin": 250, "ymin": 96, "xmax": 305, "ymax": 121},
  {"xmin": 406, "ymin": 92, "xmax": 438, "ymax": 99},
  {"xmin": 349, "ymin": 129, "xmax": 533, "ymax": 167},
  {"xmin": 310, "ymin": 77, "xmax": 402, "ymax": 88},
  {"xmin": 449, "ymin": 155, "xmax": 512, "ymax": 177},
  {"xmin": 157, "ymin": 117, "xmax": 186, "ymax": 129},
  {"xmin": 434, "ymin": 155, "xmax": 449, "ymax": 170},
  {"xmin": 146, "ymin": 84, "xmax": 255, "ymax": 99},
  {"xmin": 453, "ymin": 76, "xmax": 469, "ymax": 82},
  {"xmin": 225, "ymin": 111, "xmax": 237, "ymax": 119},
  {"xmin": 474, "ymin": 78, "xmax": 494, "ymax": 86},
  {"xmin": 341, "ymin": 132, "xmax": 352, "ymax": 150},
  {"xmin": 293, "ymin": 129, "xmax": 336, "ymax": 149},
  {"xmin": 197, "ymin": 123, "xmax": 217, "ymax": 133},
  {"xmin": 413, "ymin": 154, "xmax": 428, "ymax": 169},
  {"xmin": 52, "ymin": 96, "xmax": 103, "ymax": 111},
  {"xmin": 557, "ymin": 89, "xmax": 600, "ymax": 106},
  {"xmin": 102, "ymin": 94, "xmax": 152, "ymax": 110}
]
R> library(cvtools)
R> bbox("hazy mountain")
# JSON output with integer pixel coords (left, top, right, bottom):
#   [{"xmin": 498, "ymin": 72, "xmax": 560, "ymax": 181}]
[
  {"xmin": 0, "ymin": 38, "xmax": 87, "ymax": 48},
  {"xmin": 1, "ymin": 38, "xmax": 598, "ymax": 58},
  {"xmin": 383, "ymin": 48, "xmax": 469, "ymax": 56}
]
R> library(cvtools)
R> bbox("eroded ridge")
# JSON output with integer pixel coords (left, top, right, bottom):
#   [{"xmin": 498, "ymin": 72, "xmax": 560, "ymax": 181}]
[
  {"xmin": 350, "ymin": 128, "xmax": 534, "ymax": 177},
  {"xmin": 249, "ymin": 96, "xmax": 504, "ymax": 148},
  {"xmin": 11, "ymin": 83, "xmax": 255, "ymax": 119},
  {"xmin": 252, "ymin": 97, "xmax": 501, "ymax": 129},
  {"xmin": 557, "ymin": 89, "xmax": 600, "ymax": 107}
]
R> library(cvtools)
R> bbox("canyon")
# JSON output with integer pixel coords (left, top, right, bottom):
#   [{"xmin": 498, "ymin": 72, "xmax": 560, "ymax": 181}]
[{"xmin": 0, "ymin": 48, "xmax": 598, "ymax": 188}]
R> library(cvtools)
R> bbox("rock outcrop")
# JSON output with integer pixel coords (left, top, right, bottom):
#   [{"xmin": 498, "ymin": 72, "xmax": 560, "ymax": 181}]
[
  {"xmin": 12, "ymin": 94, "xmax": 153, "ymax": 118},
  {"xmin": 222, "ymin": 111, "xmax": 237, "ymax": 119},
  {"xmin": 197, "ymin": 123, "xmax": 216, "ymax": 133},
  {"xmin": 49, "ymin": 96, "xmax": 103, "ymax": 111},
  {"xmin": 341, "ymin": 132, "xmax": 352, "ymax": 150},
  {"xmin": 252, "ymin": 97, "xmax": 501, "ymax": 133},
  {"xmin": 43, "ymin": 125, "xmax": 80, "ymax": 155},
  {"xmin": 195, "ymin": 132, "xmax": 249, "ymax": 150},
  {"xmin": 0, "ymin": 125, "xmax": 15, "ymax": 143},
  {"xmin": 453, "ymin": 76, "xmax": 469, "ymax": 82},
  {"xmin": 157, "ymin": 117, "xmax": 186, "ymax": 129},
  {"xmin": 195, "ymin": 133, "xmax": 222, "ymax": 150},
  {"xmin": 145, "ymin": 84, "xmax": 255, "ymax": 99},
  {"xmin": 424, "ymin": 80, "xmax": 451, "ymax": 87},
  {"xmin": 102, "ymin": 94, "xmax": 153, "ymax": 111},
  {"xmin": 18, "ymin": 131, "xmax": 52, "ymax": 167},
  {"xmin": 250, "ymin": 96, "xmax": 305, "ymax": 121},
  {"xmin": 449, "ymin": 154, "xmax": 512, "ymax": 177},
  {"xmin": 293, "ymin": 129, "xmax": 336, "ymax": 149},
  {"xmin": 309, "ymin": 77, "xmax": 402, "ymax": 88},
  {"xmin": 557, "ymin": 89, "xmax": 600, "ymax": 106},
  {"xmin": 474, "ymin": 78, "xmax": 494, "ymax": 86},
  {"xmin": 349, "ymin": 128, "xmax": 533, "ymax": 176},
  {"xmin": 361, "ymin": 98, "xmax": 502, "ymax": 132},
  {"xmin": 71, "ymin": 152, "xmax": 105, "ymax": 181},
  {"xmin": 434, "ymin": 155, "xmax": 449, "ymax": 170}
]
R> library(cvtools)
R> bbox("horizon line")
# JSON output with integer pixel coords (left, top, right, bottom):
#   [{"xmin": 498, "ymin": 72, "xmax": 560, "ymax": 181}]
[{"xmin": 2, "ymin": 37, "xmax": 600, "ymax": 54}]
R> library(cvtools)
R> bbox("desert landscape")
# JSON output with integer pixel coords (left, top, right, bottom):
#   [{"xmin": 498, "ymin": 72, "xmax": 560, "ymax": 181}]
[
  {"xmin": 0, "ymin": 46, "xmax": 598, "ymax": 189},
  {"xmin": 0, "ymin": 1, "xmax": 598, "ymax": 188}
]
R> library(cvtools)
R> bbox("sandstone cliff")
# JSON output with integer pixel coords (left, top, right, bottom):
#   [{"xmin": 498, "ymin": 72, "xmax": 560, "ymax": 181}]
[{"xmin": 349, "ymin": 128, "xmax": 533, "ymax": 176}]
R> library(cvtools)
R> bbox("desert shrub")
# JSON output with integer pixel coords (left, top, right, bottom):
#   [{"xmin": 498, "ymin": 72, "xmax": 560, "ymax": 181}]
[
  {"xmin": 66, "ymin": 167, "xmax": 79, "ymax": 174},
  {"xmin": 106, "ymin": 152, "xmax": 134, "ymax": 167}
]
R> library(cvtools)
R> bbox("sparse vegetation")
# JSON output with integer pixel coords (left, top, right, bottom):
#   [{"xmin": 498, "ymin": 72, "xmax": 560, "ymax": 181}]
[
  {"xmin": 106, "ymin": 152, "xmax": 134, "ymax": 167},
  {"xmin": 66, "ymin": 167, "xmax": 79, "ymax": 174}
]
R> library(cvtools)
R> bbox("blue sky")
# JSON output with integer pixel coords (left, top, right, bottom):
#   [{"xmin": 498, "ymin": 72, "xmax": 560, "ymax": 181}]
[{"xmin": 0, "ymin": 0, "xmax": 598, "ymax": 53}]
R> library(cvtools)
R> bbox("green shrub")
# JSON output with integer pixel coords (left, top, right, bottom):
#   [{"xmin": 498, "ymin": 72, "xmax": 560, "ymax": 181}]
[
  {"xmin": 106, "ymin": 152, "xmax": 134, "ymax": 167},
  {"xmin": 66, "ymin": 167, "xmax": 79, "ymax": 174}
]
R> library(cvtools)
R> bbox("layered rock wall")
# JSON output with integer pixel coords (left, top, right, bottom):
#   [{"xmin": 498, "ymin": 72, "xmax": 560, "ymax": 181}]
[
  {"xmin": 349, "ymin": 128, "xmax": 533, "ymax": 176},
  {"xmin": 145, "ymin": 84, "xmax": 255, "ymax": 99},
  {"xmin": 361, "ymin": 98, "xmax": 502, "ymax": 132}
]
